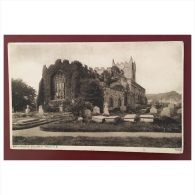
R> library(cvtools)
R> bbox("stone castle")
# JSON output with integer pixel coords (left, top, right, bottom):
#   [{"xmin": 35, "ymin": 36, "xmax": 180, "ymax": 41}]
[{"xmin": 37, "ymin": 56, "xmax": 147, "ymax": 112}]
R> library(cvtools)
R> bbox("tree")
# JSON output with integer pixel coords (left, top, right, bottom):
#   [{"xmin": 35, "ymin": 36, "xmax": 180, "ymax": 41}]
[
  {"xmin": 71, "ymin": 71, "xmax": 80, "ymax": 98},
  {"xmin": 101, "ymin": 66, "xmax": 124, "ymax": 87},
  {"xmin": 37, "ymin": 78, "xmax": 44, "ymax": 107},
  {"xmin": 11, "ymin": 79, "xmax": 36, "ymax": 112},
  {"xmin": 71, "ymin": 97, "xmax": 93, "ymax": 116},
  {"xmin": 80, "ymin": 79, "xmax": 104, "ymax": 111},
  {"xmin": 101, "ymin": 70, "xmax": 112, "ymax": 86}
]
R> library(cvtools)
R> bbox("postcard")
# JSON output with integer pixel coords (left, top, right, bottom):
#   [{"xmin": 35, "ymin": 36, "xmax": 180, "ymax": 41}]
[{"xmin": 8, "ymin": 41, "xmax": 184, "ymax": 153}]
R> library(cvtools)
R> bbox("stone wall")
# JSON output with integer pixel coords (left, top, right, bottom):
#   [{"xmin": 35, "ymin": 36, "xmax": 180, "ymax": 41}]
[
  {"xmin": 104, "ymin": 88, "xmax": 125, "ymax": 108},
  {"xmin": 38, "ymin": 57, "xmax": 147, "ymax": 112},
  {"xmin": 41, "ymin": 59, "xmax": 73, "ymax": 105},
  {"xmin": 38, "ymin": 59, "xmax": 97, "ymax": 110},
  {"xmin": 113, "ymin": 56, "xmax": 136, "ymax": 82},
  {"xmin": 126, "ymin": 92, "xmax": 136, "ymax": 110}
]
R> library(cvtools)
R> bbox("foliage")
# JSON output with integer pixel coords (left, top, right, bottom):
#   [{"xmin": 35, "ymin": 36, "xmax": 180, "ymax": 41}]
[
  {"xmin": 101, "ymin": 70, "xmax": 112, "ymax": 86},
  {"xmin": 71, "ymin": 71, "xmax": 80, "ymax": 98},
  {"xmin": 37, "ymin": 78, "xmax": 44, "ymax": 107},
  {"xmin": 70, "ymin": 97, "xmax": 93, "ymax": 116},
  {"xmin": 12, "ymin": 78, "xmax": 36, "ymax": 111},
  {"xmin": 111, "ymin": 65, "xmax": 124, "ymax": 77},
  {"xmin": 62, "ymin": 98, "xmax": 73, "ymax": 111},
  {"xmin": 111, "ymin": 84, "xmax": 125, "ymax": 91},
  {"xmin": 80, "ymin": 79, "xmax": 104, "ymax": 110},
  {"xmin": 101, "ymin": 65, "xmax": 125, "ymax": 87},
  {"xmin": 41, "ymin": 118, "xmax": 182, "ymax": 133},
  {"xmin": 39, "ymin": 59, "xmax": 140, "ymax": 113}
]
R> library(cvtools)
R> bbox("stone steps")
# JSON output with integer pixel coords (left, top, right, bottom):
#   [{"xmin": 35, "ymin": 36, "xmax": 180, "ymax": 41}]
[
  {"xmin": 16, "ymin": 119, "xmax": 47, "ymax": 126},
  {"xmin": 17, "ymin": 118, "xmax": 40, "ymax": 124},
  {"xmin": 12, "ymin": 116, "xmax": 65, "ymax": 130}
]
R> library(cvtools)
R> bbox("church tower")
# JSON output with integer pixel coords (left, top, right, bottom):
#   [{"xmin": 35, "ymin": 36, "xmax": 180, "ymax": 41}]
[
  {"xmin": 123, "ymin": 56, "xmax": 134, "ymax": 81},
  {"xmin": 110, "ymin": 56, "xmax": 136, "ymax": 84}
]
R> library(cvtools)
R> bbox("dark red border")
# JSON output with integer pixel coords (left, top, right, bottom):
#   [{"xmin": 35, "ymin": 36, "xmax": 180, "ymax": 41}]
[{"xmin": 4, "ymin": 35, "xmax": 191, "ymax": 160}]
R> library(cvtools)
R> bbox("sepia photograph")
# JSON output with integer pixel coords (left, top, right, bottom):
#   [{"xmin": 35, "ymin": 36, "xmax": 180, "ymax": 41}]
[
  {"xmin": 2, "ymin": 0, "xmax": 194, "ymax": 194},
  {"xmin": 8, "ymin": 40, "xmax": 184, "ymax": 153}
]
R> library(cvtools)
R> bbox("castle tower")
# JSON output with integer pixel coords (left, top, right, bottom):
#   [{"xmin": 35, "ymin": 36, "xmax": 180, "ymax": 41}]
[
  {"xmin": 122, "ymin": 56, "xmax": 133, "ymax": 81},
  {"xmin": 110, "ymin": 56, "xmax": 136, "ymax": 84}
]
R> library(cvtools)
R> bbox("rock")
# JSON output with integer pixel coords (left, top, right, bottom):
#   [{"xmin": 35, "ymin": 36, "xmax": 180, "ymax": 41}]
[
  {"xmin": 84, "ymin": 109, "xmax": 92, "ymax": 119},
  {"xmin": 78, "ymin": 117, "xmax": 83, "ymax": 122},
  {"xmin": 120, "ymin": 106, "xmax": 126, "ymax": 112},
  {"xmin": 168, "ymin": 103, "xmax": 175, "ymax": 109},
  {"xmin": 38, "ymin": 105, "xmax": 44, "ymax": 115},
  {"xmin": 104, "ymin": 116, "xmax": 121, "ymax": 123},
  {"xmin": 150, "ymin": 106, "xmax": 157, "ymax": 114},
  {"xmin": 93, "ymin": 106, "xmax": 100, "ymax": 114},
  {"xmin": 177, "ymin": 108, "xmax": 182, "ymax": 114},
  {"xmin": 140, "ymin": 115, "xmax": 154, "ymax": 122},
  {"xmin": 103, "ymin": 102, "xmax": 109, "ymax": 115},
  {"xmin": 92, "ymin": 116, "xmax": 106, "ymax": 123},
  {"xmin": 123, "ymin": 114, "xmax": 137, "ymax": 122},
  {"xmin": 161, "ymin": 107, "xmax": 170, "ymax": 117},
  {"xmin": 25, "ymin": 105, "xmax": 30, "ymax": 114}
]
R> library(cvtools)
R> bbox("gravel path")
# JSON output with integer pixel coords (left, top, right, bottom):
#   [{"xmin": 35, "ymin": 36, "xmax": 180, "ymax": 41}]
[{"xmin": 12, "ymin": 126, "xmax": 182, "ymax": 138}]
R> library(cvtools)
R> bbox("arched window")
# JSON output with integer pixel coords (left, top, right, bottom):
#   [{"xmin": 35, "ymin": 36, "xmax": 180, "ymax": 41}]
[
  {"xmin": 118, "ymin": 98, "xmax": 122, "ymax": 107},
  {"xmin": 109, "ymin": 97, "xmax": 113, "ymax": 108},
  {"xmin": 53, "ymin": 72, "xmax": 66, "ymax": 100}
]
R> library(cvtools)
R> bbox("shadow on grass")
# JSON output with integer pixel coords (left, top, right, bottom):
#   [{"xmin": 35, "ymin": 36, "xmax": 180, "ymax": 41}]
[{"xmin": 40, "ymin": 121, "xmax": 182, "ymax": 133}]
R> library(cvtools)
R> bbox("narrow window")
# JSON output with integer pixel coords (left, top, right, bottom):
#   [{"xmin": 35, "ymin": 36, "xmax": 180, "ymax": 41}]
[{"xmin": 53, "ymin": 72, "xmax": 66, "ymax": 100}]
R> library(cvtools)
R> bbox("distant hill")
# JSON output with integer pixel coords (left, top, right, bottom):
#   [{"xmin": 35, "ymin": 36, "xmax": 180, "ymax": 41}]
[{"xmin": 146, "ymin": 91, "xmax": 182, "ymax": 102}]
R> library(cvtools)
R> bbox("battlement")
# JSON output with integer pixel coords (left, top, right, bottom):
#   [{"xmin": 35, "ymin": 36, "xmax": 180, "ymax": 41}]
[
  {"xmin": 94, "ymin": 67, "xmax": 105, "ymax": 75},
  {"xmin": 112, "ymin": 56, "xmax": 134, "ymax": 67},
  {"xmin": 94, "ymin": 67, "xmax": 105, "ymax": 71}
]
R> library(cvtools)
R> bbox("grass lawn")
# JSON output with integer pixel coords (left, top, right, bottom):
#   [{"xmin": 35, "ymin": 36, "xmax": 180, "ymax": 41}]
[
  {"xmin": 40, "ymin": 120, "xmax": 181, "ymax": 133},
  {"xmin": 13, "ymin": 136, "xmax": 182, "ymax": 148}
]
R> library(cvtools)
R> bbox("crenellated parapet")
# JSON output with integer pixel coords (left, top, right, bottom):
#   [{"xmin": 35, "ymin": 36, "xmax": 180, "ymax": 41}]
[
  {"xmin": 112, "ymin": 56, "xmax": 136, "ymax": 81},
  {"xmin": 94, "ymin": 67, "xmax": 105, "ymax": 75}
]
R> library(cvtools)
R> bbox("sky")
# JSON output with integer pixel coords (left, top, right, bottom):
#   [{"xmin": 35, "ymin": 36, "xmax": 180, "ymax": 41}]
[{"xmin": 8, "ymin": 41, "xmax": 183, "ymax": 94}]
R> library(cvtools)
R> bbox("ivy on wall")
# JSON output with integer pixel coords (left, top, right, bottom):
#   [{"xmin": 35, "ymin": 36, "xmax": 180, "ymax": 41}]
[
  {"xmin": 37, "ymin": 59, "xmax": 105, "ymax": 111},
  {"xmin": 37, "ymin": 59, "xmax": 147, "ymax": 112},
  {"xmin": 37, "ymin": 78, "xmax": 44, "ymax": 107}
]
